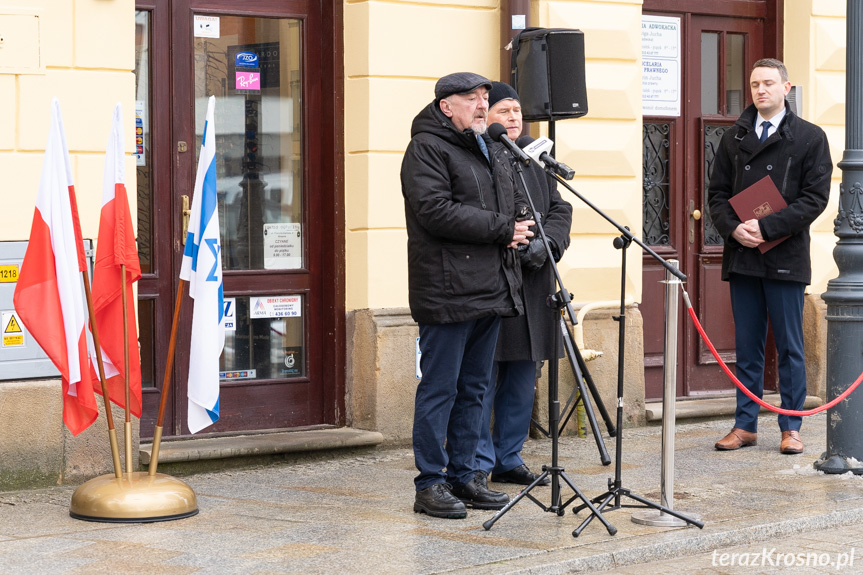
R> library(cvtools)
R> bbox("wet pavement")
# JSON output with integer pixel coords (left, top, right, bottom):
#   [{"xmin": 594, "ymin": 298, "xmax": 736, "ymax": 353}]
[{"xmin": 2, "ymin": 413, "xmax": 862, "ymax": 574}]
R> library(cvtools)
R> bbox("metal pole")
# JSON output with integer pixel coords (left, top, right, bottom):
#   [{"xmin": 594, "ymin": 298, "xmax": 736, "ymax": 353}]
[
  {"xmin": 816, "ymin": 0, "xmax": 863, "ymax": 475},
  {"xmin": 633, "ymin": 260, "xmax": 695, "ymax": 526},
  {"xmin": 659, "ymin": 260, "xmax": 680, "ymax": 512}
]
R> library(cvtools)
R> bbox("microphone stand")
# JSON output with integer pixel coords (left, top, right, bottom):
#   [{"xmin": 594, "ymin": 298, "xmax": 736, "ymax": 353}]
[
  {"xmin": 482, "ymin": 152, "xmax": 616, "ymax": 537},
  {"xmin": 536, "ymin": 166, "xmax": 703, "ymax": 536}
]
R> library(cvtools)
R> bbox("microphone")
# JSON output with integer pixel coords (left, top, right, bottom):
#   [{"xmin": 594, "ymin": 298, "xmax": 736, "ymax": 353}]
[
  {"xmin": 487, "ymin": 123, "xmax": 531, "ymax": 165},
  {"xmin": 522, "ymin": 137, "xmax": 575, "ymax": 180}
]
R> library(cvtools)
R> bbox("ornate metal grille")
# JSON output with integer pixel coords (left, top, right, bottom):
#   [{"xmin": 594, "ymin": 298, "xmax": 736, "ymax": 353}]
[
  {"xmin": 703, "ymin": 124, "xmax": 730, "ymax": 246},
  {"xmin": 643, "ymin": 123, "xmax": 671, "ymax": 245}
]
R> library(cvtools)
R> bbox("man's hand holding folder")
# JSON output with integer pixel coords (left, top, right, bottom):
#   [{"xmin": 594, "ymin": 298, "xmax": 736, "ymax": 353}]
[{"xmin": 728, "ymin": 175, "xmax": 789, "ymax": 253}]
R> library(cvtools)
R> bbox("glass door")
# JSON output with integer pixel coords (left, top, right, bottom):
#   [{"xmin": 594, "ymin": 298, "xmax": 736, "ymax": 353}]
[{"xmin": 136, "ymin": 0, "xmax": 333, "ymax": 437}]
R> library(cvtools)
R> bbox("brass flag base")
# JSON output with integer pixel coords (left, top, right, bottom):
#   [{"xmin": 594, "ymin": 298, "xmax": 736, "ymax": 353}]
[{"xmin": 70, "ymin": 471, "xmax": 198, "ymax": 523}]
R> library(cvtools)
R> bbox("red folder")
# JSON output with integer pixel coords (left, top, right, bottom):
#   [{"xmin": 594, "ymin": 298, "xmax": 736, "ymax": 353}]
[{"xmin": 728, "ymin": 175, "xmax": 788, "ymax": 254}]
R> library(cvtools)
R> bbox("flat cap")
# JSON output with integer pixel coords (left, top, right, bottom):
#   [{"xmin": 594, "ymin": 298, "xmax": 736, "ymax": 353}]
[{"xmin": 434, "ymin": 72, "xmax": 493, "ymax": 101}]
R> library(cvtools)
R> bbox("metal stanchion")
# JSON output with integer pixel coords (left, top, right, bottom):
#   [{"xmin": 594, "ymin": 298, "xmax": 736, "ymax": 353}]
[{"xmin": 632, "ymin": 260, "xmax": 699, "ymax": 527}]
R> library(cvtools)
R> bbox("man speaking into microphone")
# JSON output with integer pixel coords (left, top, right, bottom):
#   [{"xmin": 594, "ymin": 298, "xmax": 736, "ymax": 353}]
[
  {"xmin": 402, "ymin": 73, "xmax": 535, "ymax": 519},
  {"xmin": 478, "ymin": 82, "xmax": 573, "ymax": 486}
]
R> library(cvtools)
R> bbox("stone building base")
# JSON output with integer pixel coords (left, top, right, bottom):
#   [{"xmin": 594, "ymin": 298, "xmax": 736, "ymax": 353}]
[{"xmin": 0, "ymin": 380, "xmax": 138, "ymax": 491}]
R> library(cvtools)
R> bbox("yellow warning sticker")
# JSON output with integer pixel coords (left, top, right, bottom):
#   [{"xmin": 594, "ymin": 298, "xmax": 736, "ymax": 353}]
[
  {"xmin": 5, "ymin": 315, "xmax": 21, "ymax": 333},
  {"xmin": 1, "ymin": 311, "xmax": 24, "ymax": 347},
  {"xmin": 3, "ymin": 335, "xmax": 23, "ymax": 347},
  {"xmin": 0, "ymin": 265, "xmax": 19, "ymax": 283}
]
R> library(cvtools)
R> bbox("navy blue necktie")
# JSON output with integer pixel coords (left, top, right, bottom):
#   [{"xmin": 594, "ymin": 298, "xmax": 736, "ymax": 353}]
[
  {"xmin": 477, "ymin": 134, "xmax": 490, "ymax": 163},
  {"xmin": 759, "ymin": 121, "xmax": 772, "ymax": 143}
]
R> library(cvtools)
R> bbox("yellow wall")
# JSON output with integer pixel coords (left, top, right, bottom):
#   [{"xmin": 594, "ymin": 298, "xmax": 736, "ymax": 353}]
[
  {"xmin": 343, "ymin": 0, "xmax": 645, "ymax": 312},
  {"xmin": 0, "ymin": 1, "xmax": 137, "ymax": 243},
  {"xmin": 540, "ymin": 0, "xmax": 644, "ymax": 303},
  {"xmin": 784, "ymin": 0, "xmax": 845, "ymax": 293}
]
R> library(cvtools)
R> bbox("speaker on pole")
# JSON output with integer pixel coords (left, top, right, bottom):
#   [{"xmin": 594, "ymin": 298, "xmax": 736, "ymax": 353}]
[{"xmin": 511, "ymin": 28, "xmax": 588, "ymax": 122}]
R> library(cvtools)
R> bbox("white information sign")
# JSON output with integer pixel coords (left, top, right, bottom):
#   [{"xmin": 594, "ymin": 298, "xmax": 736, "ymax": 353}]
[
  {"xmin": 250, "ymin": 295, "xmax": 302, "ymax": 319},
  {"xmin": 223, "ymin": 297, "xmax": 236, "ymax": 331},
  {"xmin": 193, "ymin": 15, "xmax": 220, "ymax": 38},
  {"xmin": 263, "ymin": 223, "xmax": 302, "ymax": 270},
  {"xmin": 642, "ymin": 15, "xmax": 681, "ymax": 117}
]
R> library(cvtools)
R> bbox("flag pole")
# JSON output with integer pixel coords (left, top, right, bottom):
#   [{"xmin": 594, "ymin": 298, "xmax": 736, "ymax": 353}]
[
  {"xmin": 122, "ymin": 264, "xmax": 133, "ymax": 474},
  {"xmin": 148, "ymin": 279, "xmax": 186, "ymax": 476},
  {"xmin": 82, "ymin": 267, "xmax": 123, "ymax": 479}
]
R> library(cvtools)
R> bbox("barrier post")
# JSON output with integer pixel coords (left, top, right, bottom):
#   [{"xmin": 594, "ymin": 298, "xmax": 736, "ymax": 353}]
[{"xmin": 633, "ymin": 260, "xmax": 697, "ymax": 526}]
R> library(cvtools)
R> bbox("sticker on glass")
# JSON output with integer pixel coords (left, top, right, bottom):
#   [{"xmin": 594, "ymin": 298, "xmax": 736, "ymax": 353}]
[
  {"xmin": 263, "ymin": 223, "xmax": 302, "ymax": 269},
  {"xmin": 193, "ymin": 15, "xmax": 220, "ymax": 38},
  {"xmin": 250, "ymin": 295, "xmax": 302, "ymax": 319}
]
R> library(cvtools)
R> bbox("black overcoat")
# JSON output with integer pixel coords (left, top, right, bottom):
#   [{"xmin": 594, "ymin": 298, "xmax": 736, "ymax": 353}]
[
  {"xmin": 707, "ymin": 102, "xmax": 832, "ymax": 285},
  {"xmin": 495, "ymin": 137, "xmax": 573, "ymax": 362},
  {"xmin": 401, "ymin": 102, "xmax": 524, "ymax": 325}
]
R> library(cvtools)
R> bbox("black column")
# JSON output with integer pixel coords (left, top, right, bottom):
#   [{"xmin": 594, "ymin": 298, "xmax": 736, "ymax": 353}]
[{"xmin": 816, "ymin": 0, "xmax": 863, "ymax": 474}]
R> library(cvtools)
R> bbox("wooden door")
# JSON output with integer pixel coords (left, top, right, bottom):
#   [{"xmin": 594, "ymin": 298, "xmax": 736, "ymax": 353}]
[
  {"xmin": 642, "ymin": 1, "xmax": 779, "ymax": 399},
  {"xmin": 135, "ymin": 0, "xmax": 342, "ymax": 437}
]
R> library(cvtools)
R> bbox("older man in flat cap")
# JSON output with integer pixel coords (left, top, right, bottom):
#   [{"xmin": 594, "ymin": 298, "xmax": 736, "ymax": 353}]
[{"xmin": 401, "ymin": 72, "xmax": 534, "ymax": 519}]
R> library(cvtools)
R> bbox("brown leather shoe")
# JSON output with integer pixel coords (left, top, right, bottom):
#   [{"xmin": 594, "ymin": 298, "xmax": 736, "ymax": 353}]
[
  {"xmin": 715, "ymin": 428, "xmax": 758, "ymax": 450},
  {"xmin": 780, "ymin": 430, "xmax": 804, "ymax": 454}
]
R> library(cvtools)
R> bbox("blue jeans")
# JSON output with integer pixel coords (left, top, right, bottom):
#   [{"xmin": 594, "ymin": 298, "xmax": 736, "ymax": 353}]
[
  {"xmin": 476, "ymin": 360, "xmax": 538, "ymax": 475},
  {"xmin": 413, "ymin": 316, "xmax": 501, "ymax": 491},
  {"xmin": 729, "ymin": 274, "xmax": 806, "ymax": 433}
]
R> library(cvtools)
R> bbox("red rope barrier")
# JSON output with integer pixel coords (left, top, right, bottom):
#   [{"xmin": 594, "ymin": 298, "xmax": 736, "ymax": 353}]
[{"xmin": 685, "ymin": 297, "xmax": 863, "ymax": 416}]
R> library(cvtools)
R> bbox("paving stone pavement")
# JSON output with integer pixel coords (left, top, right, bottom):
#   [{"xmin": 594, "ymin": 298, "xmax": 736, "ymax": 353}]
[{"xmin": 2, "ymin": 413, "xmax": 863, "ymax": 574}]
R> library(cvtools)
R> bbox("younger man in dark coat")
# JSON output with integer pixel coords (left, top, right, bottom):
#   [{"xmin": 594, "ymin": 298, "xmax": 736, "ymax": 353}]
[{"xmin": 708, "ymin": 59, "xmax": 832, "ymax": 454}]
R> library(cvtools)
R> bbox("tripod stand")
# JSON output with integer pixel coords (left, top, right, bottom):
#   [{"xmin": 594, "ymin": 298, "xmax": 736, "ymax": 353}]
[
  {"xmin": 540, "ymin": 176, "xmax": 704, "ymax": 536},
  {"xmin": 482, "ymin": 149, "xmax": 616, "ymax": 536}
]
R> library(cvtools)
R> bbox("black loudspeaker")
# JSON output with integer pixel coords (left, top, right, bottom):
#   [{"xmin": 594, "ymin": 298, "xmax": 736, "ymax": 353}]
[{"xmin": 511, "ymin": 28, "xmax": 588, "ymax": 121}]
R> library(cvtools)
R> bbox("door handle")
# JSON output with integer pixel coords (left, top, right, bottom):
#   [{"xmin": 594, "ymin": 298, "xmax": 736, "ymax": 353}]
[
  {"xmin": 181, "ymin": 195, "xmax": 190, "ymax": 245},
  {"xmin": 688, "ymin": 200, "xmax": 701, "ymax": 244}
]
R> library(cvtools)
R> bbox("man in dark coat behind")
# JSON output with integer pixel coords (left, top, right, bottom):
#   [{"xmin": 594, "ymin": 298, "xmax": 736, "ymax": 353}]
[
  {"xmin": 476, "ymin": 82, "xmax": 573, "ymax": 486},
  {"xmin": 707, "ymin": 58, "xmax": 832, "ymax": 454},
  {"xmin": 401, "ymin": 72, "xmax": 535, "ymax": 519}
]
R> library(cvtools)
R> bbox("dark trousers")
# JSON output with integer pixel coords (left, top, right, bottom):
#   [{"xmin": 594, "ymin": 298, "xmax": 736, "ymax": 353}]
[
  {"xmin": 476, "ymin": 360, "xmax": 537, "ymax": 475},
  {"xmin": 413, "ymin": 316, "xmax": 501, "ymax": 491},
  {"xmin": 729, "ymin": 274, "xmax": 806, "ymax": 433}
]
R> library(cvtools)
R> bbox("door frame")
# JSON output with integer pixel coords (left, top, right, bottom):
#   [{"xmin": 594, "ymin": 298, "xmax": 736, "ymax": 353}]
[
  {"xmin": 136, "ymin": 0, "xmax": 344, "ymax": 438},
  {"xmin": 641, "ymin": 0, "xmax": 782, "ymax": 400}
]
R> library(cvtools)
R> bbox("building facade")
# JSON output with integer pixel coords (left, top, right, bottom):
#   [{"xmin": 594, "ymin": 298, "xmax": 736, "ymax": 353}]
[{"xmin": 0, "ymin": 0, "xmax": 847, "ymax": 488}]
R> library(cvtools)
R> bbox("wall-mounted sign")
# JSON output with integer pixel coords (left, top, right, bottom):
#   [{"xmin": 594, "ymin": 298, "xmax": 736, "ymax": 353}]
[
  {"xmin": 2, "ymin": 311, "xmax": 24, "ymax": 348},
  {"xmin": 642, "ymin": 15, "xmax": 681, "ymax": 117},
  {"xmin": 0, "ymin": 264, "xmax": 19, "ymax": 283}
]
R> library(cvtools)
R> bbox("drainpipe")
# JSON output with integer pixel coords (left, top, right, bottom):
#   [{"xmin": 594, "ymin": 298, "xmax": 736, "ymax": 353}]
[{"xmin": 815, "ymin": 0, "xmax": 863, "ymax": 475}]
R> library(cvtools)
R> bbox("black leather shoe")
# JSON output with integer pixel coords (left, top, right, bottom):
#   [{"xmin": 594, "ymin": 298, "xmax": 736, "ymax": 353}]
[
  {"xmin": 450, "ymin": 472, "xmax": 509, "ymax": 510},
  {"xmin": 414, "ymin": 483, "xmax": 467, "ymax": 519},
  {"xmin": 492, "ymin": 464, "xmax": 550, "ymax": 486}
]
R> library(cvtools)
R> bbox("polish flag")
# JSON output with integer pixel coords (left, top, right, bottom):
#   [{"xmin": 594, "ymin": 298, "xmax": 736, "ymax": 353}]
[
  {"xmin": 13, "ymin": 99, "xmax": 98, "ymax": 436},
  {"xmin": 90, "ymin": 103, "xmax": 142, "ymax": 417}
]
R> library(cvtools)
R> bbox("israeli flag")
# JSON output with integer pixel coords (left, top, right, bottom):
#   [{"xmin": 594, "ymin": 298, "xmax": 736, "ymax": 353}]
[{"xmin": 180, "ymin": 95, "xmax": 224, "ymax": 434}]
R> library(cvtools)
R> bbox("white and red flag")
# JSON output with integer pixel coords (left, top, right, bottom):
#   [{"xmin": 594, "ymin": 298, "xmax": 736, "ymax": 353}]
[
  {"xmin": 13, "ymin": 98, "xmax": 98, "ymax": 436},
  {"xmin": 90, "ymin": 103, "xmax": 142, "ymax": 417}
]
